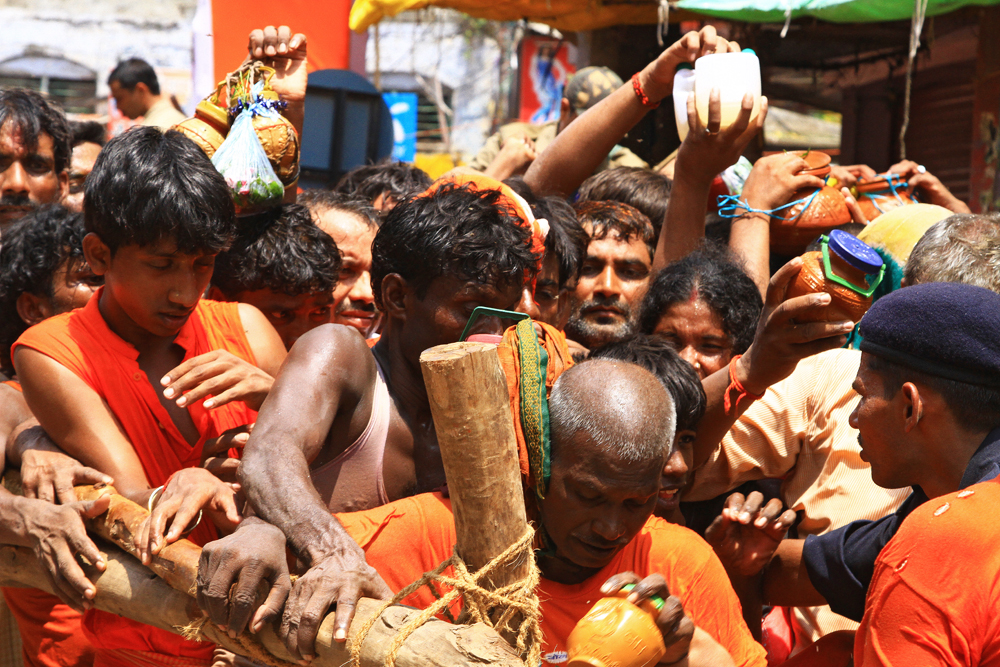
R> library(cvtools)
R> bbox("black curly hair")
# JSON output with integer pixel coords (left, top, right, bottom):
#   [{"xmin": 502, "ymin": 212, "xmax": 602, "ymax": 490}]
[
  {"xmin": 84, "ymin": 127, "xmax": 235, "ymax": 255},
  {"xmin": 639, "ymin": 242, "xmax": 762, "ymax": 356},
  {"xmin": 0, "ymin": 205, "xmax": 90, "ymax": 375},
  {"xmin": 0, "ymin": 88, "xmax": 72, "ymax": 174},
  {"xmin": 371, "ymin": 182, "xmax": 540, "ymax": 309},
  {"xmin": 212, "ymin": 204, "xmax": 341, "ymax": 298},
  {"xmin": 334, "ymin": 159, "xmax": 432, "ymax": 207},
  {"xmin": 577, "ymin": 167, "xmax": 672, "ymax": 237},
  {"xmin": 590, "ymin": 334, "xmax": 706, "ymax": 433},
  {"xmin": 574, "ymin": 200, "xmax": 656, "ymax": 260}
]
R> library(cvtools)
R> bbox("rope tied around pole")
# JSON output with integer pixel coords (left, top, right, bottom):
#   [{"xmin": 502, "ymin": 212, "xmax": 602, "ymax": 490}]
[{"xmin": 349, "ymin": 525, "xmax": 543, "ymax": 667}]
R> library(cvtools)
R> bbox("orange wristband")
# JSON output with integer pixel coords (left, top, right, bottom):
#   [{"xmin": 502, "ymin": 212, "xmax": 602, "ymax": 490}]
[{"xmin": 723, "ymin": 355, "xmax": 764, "ymax": 415}]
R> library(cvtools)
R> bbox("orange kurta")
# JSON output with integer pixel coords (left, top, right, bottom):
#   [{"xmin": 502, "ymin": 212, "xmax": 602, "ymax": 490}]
[
  {"xmin": 1, "ymin": 380, "xmax": 94, "ymax": 667},
  {"xmin": 13, "ymin": 292, "xmax": 258, "ymax": 667},
  {"xmin": 337, "ymin": 492, "xmax": 767, "ymax": 667}
]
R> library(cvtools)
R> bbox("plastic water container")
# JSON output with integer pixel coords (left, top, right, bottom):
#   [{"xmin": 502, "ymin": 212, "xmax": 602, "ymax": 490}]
[
  {"xmin": 672, "ymin": 65, "xmax": 695, "ymax": 141},
  {"xmin": 694, "ymin": 50, "xmax": 761, "ymax": 132}
]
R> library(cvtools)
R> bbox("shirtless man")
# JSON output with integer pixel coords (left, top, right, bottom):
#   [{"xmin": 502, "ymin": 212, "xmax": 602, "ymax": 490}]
[{"xmin": 218, "ymin": 179, "xmax": 541, "ymax": 658}]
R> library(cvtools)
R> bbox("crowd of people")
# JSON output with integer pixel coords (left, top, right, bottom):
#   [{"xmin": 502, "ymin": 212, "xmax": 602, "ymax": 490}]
[{"xmin": 0, "ymin": 20, "xmax": 998, "ymax": 667}]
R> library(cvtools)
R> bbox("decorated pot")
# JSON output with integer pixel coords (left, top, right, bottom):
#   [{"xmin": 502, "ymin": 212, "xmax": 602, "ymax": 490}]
[
  {"xmin": 253, "ymin": 113, "xmax": 300, "ymax": 186},
  {"xmin": 770, "ymin": 151, "xmax": 851, "ymax": 256},
  {"xmin": 172, "ymin": 100, "xmax": 231, "ymax": 159},
  {"xmin": 855, "ymin": 174, "xmax": 916, "ymax": 222},
  {"xmin": 785, "ymin": 229, "xmax": 884, "ymax": 323}
]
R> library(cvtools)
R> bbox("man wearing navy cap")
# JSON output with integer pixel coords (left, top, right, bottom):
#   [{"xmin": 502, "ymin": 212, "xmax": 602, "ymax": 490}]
[{"xmin": 741, "ymin": 282, "xmax": 1000, "ymax": 632}]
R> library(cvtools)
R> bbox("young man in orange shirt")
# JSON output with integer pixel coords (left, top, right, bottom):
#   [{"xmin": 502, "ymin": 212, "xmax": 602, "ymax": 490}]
[{"xmin": 12, "ymin": 126, "xmax": 286, "ymax": 667}]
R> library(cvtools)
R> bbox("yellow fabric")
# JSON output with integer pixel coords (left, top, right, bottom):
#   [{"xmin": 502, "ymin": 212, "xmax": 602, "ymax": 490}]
[
  {"xmin": 686, "ymin": 348, "xmax": 911, "ymax": 646},
  {"xmin": 350, "ymin": 0, "xmax": 661, "ymax": 33},
  {"xmin": 856, "ymin": 203, "xmax": 953, "ymax": 265}
]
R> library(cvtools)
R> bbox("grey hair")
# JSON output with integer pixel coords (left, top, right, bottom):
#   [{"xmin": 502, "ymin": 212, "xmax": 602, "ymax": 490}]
[
  {"xmin": 548, "ymin": 360, "xmax": 676, "ymax": 465},
  {"xmin": 905, "ymin": 214, "xmax": 1000, "ymax": 292}
]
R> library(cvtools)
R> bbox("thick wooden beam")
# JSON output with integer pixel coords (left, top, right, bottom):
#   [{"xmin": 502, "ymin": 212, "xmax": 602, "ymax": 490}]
[{"xmin": 419, "ymin": 342, "xmax": 533, "ymax": 628}]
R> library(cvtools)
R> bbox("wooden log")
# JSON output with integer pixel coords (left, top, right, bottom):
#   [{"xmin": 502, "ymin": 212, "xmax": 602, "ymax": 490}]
[
  {"xmin": 74, "ymin": 483, "xmax": 202, "ymax": 596},
  {"xmin": 0, "ymin": 543, "xmax": 522, "ymax": 667},
  {"xmin": 419, "ymin": 342, "xmax": 533, "ymax": 624}
]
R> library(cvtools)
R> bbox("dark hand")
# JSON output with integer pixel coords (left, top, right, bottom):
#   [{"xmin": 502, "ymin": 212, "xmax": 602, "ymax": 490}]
[
  {"xmin": 829, "ymin": 163, "xmax": 877, "ymax": 188},
  {"xmin": 18, "ymin": 494, "xmax": 111, "ymax": 612},
  {"xmin": 280, "ymin": 549, "xmax": 392, "ymax": 661},
  {"xmin": 201, "ymin": 424, "xmax": 253, "ymax": 484},
  {"xmin": 705, "ymin": 491, "xmax": 797, "ymax": 577},
  {"xmin": 162, "ymin": 350, "xmax": 273, "ymax": 411},
  {"xmin": 136, "ymin": 467, "xmax": 242, "ymax": 564},
  {"xmin": 676, "ymin": 89, "xmax": 767, "ymax": 184},
  {"xmin": 247, "ymin": 26, "xmax": 307, "ymax": 130},
  {"xmin": 197, "ymin": 518, "xmax": 291, "ymax": 638},
  {"xmin": 741, "ymin": 153, "xmax": 825, "ymax": 214},
  {"xmin": 601, "ymin": 572, "xmax": 695, "ymax": 664},
  {"xmin": 18, "ymin": 426, "xmax": 112, "ymax": 504},
  {"xmin": 738, "ymin": 258, "xmax": 855, "ymax": 394}
]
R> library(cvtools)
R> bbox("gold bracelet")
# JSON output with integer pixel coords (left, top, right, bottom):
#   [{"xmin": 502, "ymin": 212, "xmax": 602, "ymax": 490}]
[{"xmin": 146, "ymin": 486, "xmax": 165, "ymax": 513}]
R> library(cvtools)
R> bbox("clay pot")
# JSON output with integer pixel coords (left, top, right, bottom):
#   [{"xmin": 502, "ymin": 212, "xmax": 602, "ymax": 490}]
[
  {"xmin": 855, "ymin": 175, "xmax": 916, "ymax": 222},
  {"xmin": 172, "ymin": 100, "xmax": 231, "ymax": 159},
  {"xmin": 567, "ymin": 594, "xmax": 666, "ymax": 667},
  {"xmin": 799, "ymin": 150, "xmax": 832, "ymax": 178},
  {"xmin": 253, "ymin": 113, "xmax": 300, "ymax": 185},
  {"xmin": 785, "ymin": 231, "xmax": 883, "ymax": 323},
  {"xmin": 770, "ymin": 186, "xmax": 852, "ymax": 257}
]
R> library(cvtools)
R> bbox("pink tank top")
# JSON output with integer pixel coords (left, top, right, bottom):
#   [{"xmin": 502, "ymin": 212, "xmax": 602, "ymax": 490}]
[{"xmin": 310, "ymin": 360, "xmax": 391, "ymax": 512}]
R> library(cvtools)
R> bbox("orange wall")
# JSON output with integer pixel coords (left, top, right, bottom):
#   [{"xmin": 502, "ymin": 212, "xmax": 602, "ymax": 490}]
[{"xmin": 211, "ymin": 0, "xmax": 352, "ymax": 85}]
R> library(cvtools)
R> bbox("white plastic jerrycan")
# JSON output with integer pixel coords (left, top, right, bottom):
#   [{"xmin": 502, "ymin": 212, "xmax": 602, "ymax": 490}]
[{"xmin": 688, "ymin": 49, "xmax": 761, "ymax": 134}]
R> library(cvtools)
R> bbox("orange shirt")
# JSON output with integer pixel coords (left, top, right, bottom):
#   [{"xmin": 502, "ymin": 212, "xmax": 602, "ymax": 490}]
[
  {"xmin": 337, "ymin": 493, "xmax": 767, "ymax": 667},
  {"xmin": 13, "ymin": 293, "xmax": 258, "ymax": 667},
  {"xmin": 855, "ymin": 479, "xmax": 1000, "ymax": 667}
]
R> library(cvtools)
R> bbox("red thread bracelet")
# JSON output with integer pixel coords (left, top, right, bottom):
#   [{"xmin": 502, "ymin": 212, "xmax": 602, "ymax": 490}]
[
  {"xmin": 723, "ymin": 355, "xmax": 764, "ymax": 415},
  {"xmin": 631, "ymin": 73, "xmax": 660, "ymax": 109}
]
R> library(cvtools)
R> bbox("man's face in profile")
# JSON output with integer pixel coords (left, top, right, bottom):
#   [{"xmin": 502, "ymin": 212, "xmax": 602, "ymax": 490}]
[{"xmin": 0, "ymin": 121, "xmax": 68, "ymax": 230}]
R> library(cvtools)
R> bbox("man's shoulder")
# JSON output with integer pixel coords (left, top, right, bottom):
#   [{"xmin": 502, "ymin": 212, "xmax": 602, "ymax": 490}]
[
  {"xmin": 16, "ymin": 309, "xmax": 84, "ymax": 353},
  {"xmin": 896, "ymin": 479, "xmax": 1000, "ymax": 547},
  {"xmin": 629, "ymin": 515, "xmax": 717, "ymax": 569}
]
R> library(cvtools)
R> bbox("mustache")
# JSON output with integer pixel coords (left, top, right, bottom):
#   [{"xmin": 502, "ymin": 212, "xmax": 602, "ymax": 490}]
[
  {"xmin": 578, "ymin": 295, "xmax": 631, "ymax": 318},
  {"xmin": 335, "ymin": 298, "xmax": 377, "ymax": 315},
  {"xmin": 0, "ymin": 195, "xmax": 35, "ymax": 209}
]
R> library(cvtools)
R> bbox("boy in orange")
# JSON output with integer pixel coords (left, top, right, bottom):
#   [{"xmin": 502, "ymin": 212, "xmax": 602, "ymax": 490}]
[
  {"xmin": 199, "ymin": 360, "xmax": 770, "ymax": 666},
  {"xmin": 12, "ymin": 126, "xmax": 286, "ymax": 667}
]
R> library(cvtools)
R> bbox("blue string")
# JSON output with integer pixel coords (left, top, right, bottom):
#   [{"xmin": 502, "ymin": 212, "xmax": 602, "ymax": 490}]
[
  {"xmin": 717, "ymin": 189, "xmax": 820, "ymax": 221},
  {"xmin": 860, "ymin": 172, "xmax": 914, "ymax": 214}
]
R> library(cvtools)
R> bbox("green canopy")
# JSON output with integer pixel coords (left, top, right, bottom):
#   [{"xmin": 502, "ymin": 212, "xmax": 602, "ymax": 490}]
[{"xmin": 674, "ymin": 0, "xmax": 1000, "ymax": 23}]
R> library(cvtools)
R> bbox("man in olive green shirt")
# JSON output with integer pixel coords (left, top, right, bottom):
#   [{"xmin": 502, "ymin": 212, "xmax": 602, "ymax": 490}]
[{"xmin": 469, "ymin": 66, "xmax": 647, "ymax": 180}]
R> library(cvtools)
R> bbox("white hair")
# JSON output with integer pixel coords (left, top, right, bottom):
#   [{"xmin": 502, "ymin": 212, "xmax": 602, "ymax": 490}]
[{"xmin": 905, "ymin": 214, "xmax": 1000, "ymax": 292}]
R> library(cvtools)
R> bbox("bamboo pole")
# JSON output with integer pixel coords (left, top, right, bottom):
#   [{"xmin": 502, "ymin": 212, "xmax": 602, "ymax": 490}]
[{"xmin": 419, "ymin": 342, "xmax": 533, "ymax": 625}]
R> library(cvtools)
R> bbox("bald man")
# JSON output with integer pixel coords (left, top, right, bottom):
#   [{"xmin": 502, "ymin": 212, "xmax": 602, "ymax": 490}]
[{"xmin": 198, "ymin": 360, "xmax": 768, "ymax": 666}]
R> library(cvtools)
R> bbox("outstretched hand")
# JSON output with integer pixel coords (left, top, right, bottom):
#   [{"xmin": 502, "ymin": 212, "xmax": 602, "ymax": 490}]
[
  {"xmin": 737, "ymin": 257, "xmax": 855, "ymax": 394},
  {"xmin": 740, "ymin": 153, "xmax": 826, "ymax": 214},
  {"xmin": 162, "ymin": 350, "xmax": 273, "ymax": 412},
  {"xmin": 135, "ymin": 467, "xmax": 242, "ymax": 565},
  {"xmin": 197, "ymin": 518, "xmax": 292, "ymax": 639},
  {"xmin": 247, "ymin": 26, "xmax": 308, "ymax": 136},
  {"xmin": 644, "ymin": 26, "xmax": 742, "ymax": 100},
  {"xmin": 16, "ymin": 493, "xmax": 112, "ymax": 612},
  {"xmin": 16, "ymin": 423, "xmax": 113, "ymax": 504},
  {"xmin": 279, "ymin": 549, "xmax": 392, "ymax": 661},
  {"xmin": 705, "ymin": 491, "xmax": 797, "ymax": 578},
  {"xmin": 601, "ymin": 572, "xmax": 696, "ymax": 664},
  {"xmin": 675, "ymin": 90, "xmax": 767, "ymax": 186}
]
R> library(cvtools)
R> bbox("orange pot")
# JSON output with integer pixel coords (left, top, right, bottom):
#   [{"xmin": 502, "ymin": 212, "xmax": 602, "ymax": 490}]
[
  {"xmin": 771, "ymin": 186, "xmax": 852, "ymax": 256},
  {"xmin": 855, "ymin": 175, "xmax": 916, "ymax": 222},
  {"xmin": 172, "ymin": 100, "xmax": 231, "ymax": 159},
  {"xmin": 253, "ymin": 113, "xmax": 300, "ymax": 186},
  {"xmin": 567, "ymin": 593, "xmax": 665, "ymax": 667},
  {"xmin": 785, "ymin": 230, "xmax": 884, "ymax": 323}
]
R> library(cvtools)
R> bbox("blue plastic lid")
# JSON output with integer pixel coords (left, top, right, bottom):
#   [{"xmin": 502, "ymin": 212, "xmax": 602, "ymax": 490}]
[
  {"xmin": 676, "ymin": 62, "xmax": 693, "ymax": 71},
  {"xmin": 828, "ymin": 229, "xmax": 883, "ymax": 274},
  {"xmin": 742, "ymin": 48, "xmax": 757, "ymax": 56}
]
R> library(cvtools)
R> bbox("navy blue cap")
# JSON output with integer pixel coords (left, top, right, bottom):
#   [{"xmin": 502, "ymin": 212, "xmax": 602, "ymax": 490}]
[
  {"xmin": 829, "ymin": 230, "xmax": 883, "ymax": 274},
  {"xmin": 859, "ymin": 282, "xmax": 1000, "ymax": 388}
]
